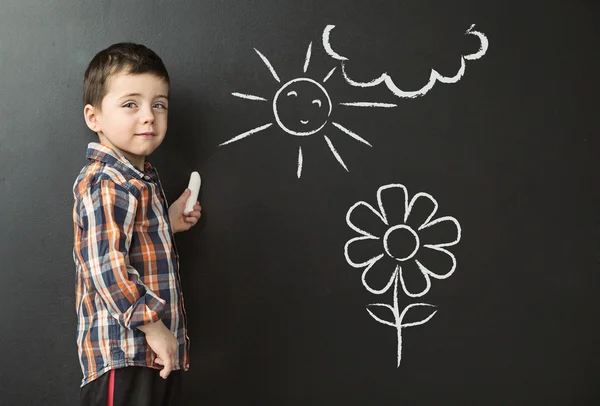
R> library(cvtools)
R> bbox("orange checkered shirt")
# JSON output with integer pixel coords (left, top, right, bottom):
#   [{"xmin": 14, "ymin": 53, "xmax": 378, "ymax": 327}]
[{"xmin": 72, "ymin": 142, "xmax": 189, "ymax": 387}]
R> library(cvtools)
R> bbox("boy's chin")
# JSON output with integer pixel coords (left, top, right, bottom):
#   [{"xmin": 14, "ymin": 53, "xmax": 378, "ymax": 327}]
[
  {"xmin": 117, "ymin": 144, "xmax": 158, "ymax": 159},
  {"xmin": 132, "ymin": 139, "xmax": 162, "ymax": 151}
]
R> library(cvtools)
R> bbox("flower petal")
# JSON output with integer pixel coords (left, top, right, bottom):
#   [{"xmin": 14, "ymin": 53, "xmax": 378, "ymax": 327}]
[
  {"xmin": 419, "ymin": 216, "xmax": 462, "ymax": 247},
  {"xmin": 417, "ymin": 246, "xmax": 457, "ymax": 279},
  {"xmin": 406, "ymin": 192, "xmax": 438, "ymax": 230},
  {"xmin": 361, "ymin": 254, "xmax": 397, "ymax": 295},
  {"xmin": 344, "ymin": 235, "xmax": 383, "ymax": 268},
  {"xmin": 376, "ymin": 184, "xmax": 408, "ymax": 226},
  {"xmin": 398, "ymin": 260, "xmax": 432, "ymax": 297},
  {"xmin": 346, "ymin": 201, "xmax": 387, "ymax": 237}
]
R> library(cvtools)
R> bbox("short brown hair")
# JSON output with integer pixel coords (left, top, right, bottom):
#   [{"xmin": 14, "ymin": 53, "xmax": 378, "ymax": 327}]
[{"xmin": 83, "ymin": 42, "xmax": 170, "ymax": 108}]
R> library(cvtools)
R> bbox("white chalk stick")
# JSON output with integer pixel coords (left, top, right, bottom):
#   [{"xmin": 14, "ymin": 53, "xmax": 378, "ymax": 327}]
[{"xmin": 184, "ymin": 171, "xmax": 201, "ymax": 215}]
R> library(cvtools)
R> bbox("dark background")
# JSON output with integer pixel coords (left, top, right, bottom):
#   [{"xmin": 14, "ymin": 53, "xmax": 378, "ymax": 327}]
[{"xmin": 0, "ymin": 1, "xmax": 599, "ymax": 405}]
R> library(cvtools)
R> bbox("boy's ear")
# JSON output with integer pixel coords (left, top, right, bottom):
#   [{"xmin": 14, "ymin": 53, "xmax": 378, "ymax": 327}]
[{"xmin": 84, "ymin": 104, "xmax": 101, "ymax": 133}]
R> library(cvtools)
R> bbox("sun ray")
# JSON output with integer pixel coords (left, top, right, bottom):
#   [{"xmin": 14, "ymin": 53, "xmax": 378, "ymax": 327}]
[
  {"xmin": 332, "ymin": 122, "xmax": 372, "ymax": 147},
  {"xmin": 232, "ymin": 92, "xmax": 268, "ymax": 101},
  {"xmin": 297, "ymin": 146, "xmax": 304, "ymax": 178},
  {"xmin": 303, "ymin": 42, "xmax": 313, "ymax": 74},
  {"xmin": 254, "ymin": 48, "xmax": 281, "ymax": 83},
  {"xmin": 220, "ymin": 123, "xmax": 273, "ymax": 146},
  {"xmin": 339, "ymin": 102, "xmax": 397, "ymax": 108},
  {"xmin": 323, "ymin": 66, "xmax": 337, "ymax": 83},
  {"xmin": 324, "ymin": 135, "xmax": 349, "ymax": 172}
]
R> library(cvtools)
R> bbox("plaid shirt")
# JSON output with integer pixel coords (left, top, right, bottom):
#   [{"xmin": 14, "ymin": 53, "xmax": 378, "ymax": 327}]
[{"xmin": 72, "ymin": 142, "xmax": 189, "ymax": 387}]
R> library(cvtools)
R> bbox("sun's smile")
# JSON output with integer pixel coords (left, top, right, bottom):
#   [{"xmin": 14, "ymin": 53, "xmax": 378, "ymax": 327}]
[{"xmin": 222, "ymin": 40, "xmax": 397, "ymax": 178}]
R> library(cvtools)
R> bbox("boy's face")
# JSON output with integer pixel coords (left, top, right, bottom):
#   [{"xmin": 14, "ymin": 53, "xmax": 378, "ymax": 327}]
[{"xmin": 85, "ymin": 72, "xmax": 169, "ymax": 170}]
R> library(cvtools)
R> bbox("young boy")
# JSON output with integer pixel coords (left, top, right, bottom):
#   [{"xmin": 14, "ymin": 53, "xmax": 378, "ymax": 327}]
[{"xmin": 72, "ymin": 43, "xmax": 201, "ymax": 405}]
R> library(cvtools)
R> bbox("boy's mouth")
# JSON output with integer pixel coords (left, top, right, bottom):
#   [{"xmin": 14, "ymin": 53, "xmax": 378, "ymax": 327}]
[{"xmin": 136, "ymin": 132, "xmax": 155, "ymax": 138}]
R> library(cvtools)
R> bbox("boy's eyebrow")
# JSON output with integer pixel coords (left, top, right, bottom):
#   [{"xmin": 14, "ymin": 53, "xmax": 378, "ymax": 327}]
[{"xmin": 118, "ymin": 93, "xmax": 169, "ymax": 100}]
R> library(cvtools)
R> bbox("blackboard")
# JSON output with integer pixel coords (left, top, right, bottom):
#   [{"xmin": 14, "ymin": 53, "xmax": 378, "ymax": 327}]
[{"xmin": 1, "ymin": 1, "xmax": 599, "ymax": 405}]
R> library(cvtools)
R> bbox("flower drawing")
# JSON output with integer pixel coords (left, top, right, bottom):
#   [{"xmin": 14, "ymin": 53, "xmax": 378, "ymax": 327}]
[
  {"xmin": 344, "ymin": 184, "xmax": 461, "ymax": 298},
  {"xmin": 344, "ymin": 183, "xmax": 462, "ymax": 366}
]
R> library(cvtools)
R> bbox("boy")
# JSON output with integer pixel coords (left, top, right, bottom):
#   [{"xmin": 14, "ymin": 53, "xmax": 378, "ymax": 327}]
[{"xmin": 72, "ymin": 43, "xmax": 201, "ymax": 405}]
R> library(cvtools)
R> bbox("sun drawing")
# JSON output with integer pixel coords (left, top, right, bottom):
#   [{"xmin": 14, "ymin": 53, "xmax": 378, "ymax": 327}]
[{"xmin": 221, "ymin": 42, "xmax": 396, "ymax": 178}]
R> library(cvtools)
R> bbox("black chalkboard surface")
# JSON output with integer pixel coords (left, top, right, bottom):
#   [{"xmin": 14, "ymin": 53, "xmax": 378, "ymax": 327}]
[{"xmin": 1, "ymin": 1, "xmax": 599, "ymax": 405}]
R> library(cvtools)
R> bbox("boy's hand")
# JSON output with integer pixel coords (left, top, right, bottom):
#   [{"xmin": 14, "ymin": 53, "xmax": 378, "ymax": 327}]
[
  {"xmin": 169, "ymin": 189, "xmax": 202, "ymax": 233},
  {"xmin": 138, "ymin": 320, "xmax": 179, "ymax": 379}
]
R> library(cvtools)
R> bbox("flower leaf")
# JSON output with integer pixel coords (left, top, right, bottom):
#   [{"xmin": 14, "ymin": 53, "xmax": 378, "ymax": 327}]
[
  {"xmin": 399, "ymin": 303, "xmax": 437, "ymax": 328},
  {"xmin": 366, "ymin": 303, "xmax": 397, "ymax": 327}
]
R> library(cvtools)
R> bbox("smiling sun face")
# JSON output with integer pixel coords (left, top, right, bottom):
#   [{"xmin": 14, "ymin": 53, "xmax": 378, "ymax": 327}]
[
  {"xmin": 274, "ymin": 78, "xmax": 332, "ymax": 136},
  {"xmin": 222, "ymin": 41, "xmax": 397, "ymax": 178}
]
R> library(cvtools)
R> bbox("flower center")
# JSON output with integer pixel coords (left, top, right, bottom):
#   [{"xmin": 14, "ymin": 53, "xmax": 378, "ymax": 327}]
[{"xmin": 383, "ymin": 225, "xmax": 420, "ymax": 261}]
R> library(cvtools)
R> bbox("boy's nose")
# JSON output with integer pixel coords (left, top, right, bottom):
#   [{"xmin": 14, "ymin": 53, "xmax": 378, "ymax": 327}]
[{"xmin": 140, "ymin": 108, "xmax": 155, "ymax": 124}]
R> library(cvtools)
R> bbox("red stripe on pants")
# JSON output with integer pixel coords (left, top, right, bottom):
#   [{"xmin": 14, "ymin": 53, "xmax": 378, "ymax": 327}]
[{"xmin": 107, "ymin": 369, "xmax": 115, "ymax": 406}]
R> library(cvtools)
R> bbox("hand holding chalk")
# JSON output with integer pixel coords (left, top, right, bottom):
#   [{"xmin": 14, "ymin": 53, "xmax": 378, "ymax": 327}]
[{"xmin": 184, "ymin": 171, "xmax": 201, "ymax": 216}]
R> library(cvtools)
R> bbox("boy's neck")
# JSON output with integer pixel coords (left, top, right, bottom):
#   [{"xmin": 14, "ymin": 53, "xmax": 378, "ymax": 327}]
[{"xmin": 97, "ymin": 138, "xmax": 146, "ymax": 172}]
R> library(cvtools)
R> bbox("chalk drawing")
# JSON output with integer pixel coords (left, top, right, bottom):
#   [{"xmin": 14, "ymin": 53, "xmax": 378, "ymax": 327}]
[
  {"xmin": 344, "ymin": 183, "xmax": 461, "ymax": 366},
  {"xmin": 273, "ymin": 77, "xmax": 333, "ymax": 137},
  {"xmin": 367, "ymin": 273, "xmax": 437, "ymax": 366},
  {"xmin": 344, "ymin": 183, "xmax": 462, "ymax": 298},
  {"xmin": 323, "ymin": 24, "xmax": 488, "ymax": 98},
  {"xmin": 222, "ymin": 41, "xmax": 397, "ymax": 178}
]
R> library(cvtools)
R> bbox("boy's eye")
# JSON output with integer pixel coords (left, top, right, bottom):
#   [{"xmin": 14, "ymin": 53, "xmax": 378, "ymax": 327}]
[
  {"xmin": 153, "ymin": 102, "xmax": 167, "ymax": 109},
  {"xmin": 123, "ymin": 102, "xmax": 137, "ymax": 108}
]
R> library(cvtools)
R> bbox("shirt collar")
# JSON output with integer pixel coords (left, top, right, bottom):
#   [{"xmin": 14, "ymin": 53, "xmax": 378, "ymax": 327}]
[{"xmin": 86, "ymin": 142, "xmax": 155, "ymax": 181}]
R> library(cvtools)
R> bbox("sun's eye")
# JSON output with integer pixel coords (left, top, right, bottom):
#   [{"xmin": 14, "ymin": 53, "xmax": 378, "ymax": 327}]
[
  {"xmin": 312, "ymin": 99, "xmax": 322, "ymax": 108},
  {"xmin": 287, "ymin": 91, "xmax": 298, "ymax": 97}
]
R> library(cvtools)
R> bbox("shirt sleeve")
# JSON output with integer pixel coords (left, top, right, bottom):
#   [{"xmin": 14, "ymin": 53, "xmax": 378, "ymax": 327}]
[{"xmin": 80, "ymin": 178, "xmax": 166, "ymax": 329}]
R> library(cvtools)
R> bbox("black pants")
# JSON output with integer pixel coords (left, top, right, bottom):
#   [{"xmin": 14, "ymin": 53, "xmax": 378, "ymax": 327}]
[{"xmin": 80, "ymin": 366, "xmax": 182, "ymax": 406}]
